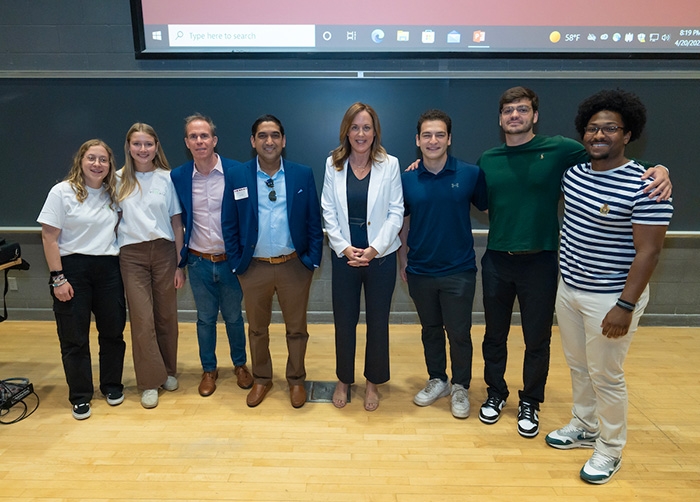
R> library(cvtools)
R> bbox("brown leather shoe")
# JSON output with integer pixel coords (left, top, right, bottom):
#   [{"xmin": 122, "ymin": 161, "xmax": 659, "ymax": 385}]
[
  {"xmin": 234, "ymin": 365, "xmax": 253, "ymax": 389},
  {"xmin": 198, "ymin": 370, "xmax": 218, "ymax": 397},
  {"xmin": 246, "ymin": 382, "xmax": 272, "ymax": 407},
  {"xmin": 289, "ymin": 384, "xmax": 307, "ymax": 409}
]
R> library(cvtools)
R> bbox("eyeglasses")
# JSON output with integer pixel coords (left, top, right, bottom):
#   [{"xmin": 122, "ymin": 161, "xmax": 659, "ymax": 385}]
[
  {"xmin": 500, "ymin": 105, "xmax": 532, "ymax": 116},
  {"xmin": 584, "ymin": 125, "xmax": 624, "ymax": 135},
  {"xmin": 85, "ymin": 154, "xmax": 109, "ymax": 164},
  {"xmin": 265, "ymin": 177, "xmax": 276, "ymax": 202}
]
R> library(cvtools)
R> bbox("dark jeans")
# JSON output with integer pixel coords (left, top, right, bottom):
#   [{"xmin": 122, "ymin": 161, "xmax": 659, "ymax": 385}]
[
  {"xmin": 407, "ymin": 270, "xmax": 476, "ymax": 388},
  {"xmin": 52, "ymin": 254, "xmax": 126, "ymax": 405},
  {"xmin": 332, "ymin": 251, "xmax": 396, "ymax": 385},
  {"xmin": 481, "ymin": 249, "xmax": 558, "ymax": 407}
]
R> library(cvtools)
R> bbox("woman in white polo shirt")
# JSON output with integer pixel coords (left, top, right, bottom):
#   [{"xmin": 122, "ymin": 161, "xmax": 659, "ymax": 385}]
[
  {"xmin": 117, "ymin": 123, "xmax": 184, "ymax": 409},
  {"xmin": 38, "ymin": 139, "xmax": 127, "ymax": 420}
]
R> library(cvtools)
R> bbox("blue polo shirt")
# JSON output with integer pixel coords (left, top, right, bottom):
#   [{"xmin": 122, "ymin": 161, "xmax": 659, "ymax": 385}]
[{"xmin": 402, "ymin": 155, "xmax": 488, "ymax": 276}]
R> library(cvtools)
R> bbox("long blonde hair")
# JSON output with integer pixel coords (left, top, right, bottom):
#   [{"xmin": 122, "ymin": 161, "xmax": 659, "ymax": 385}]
[
  {"xmin": 65, "ymin": 139, "xmax": 118, "ymax": 206},
  {"xmin": 118, "ymin": 123, "xmax": 170, "ymax": 202},
  {"xmin": 330, "ymin": 102, "xmax": 386, "ymax": 171}
]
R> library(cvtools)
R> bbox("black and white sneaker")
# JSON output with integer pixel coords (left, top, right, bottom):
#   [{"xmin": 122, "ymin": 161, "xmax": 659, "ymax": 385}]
[
  {"xmin": 72, "ymin": 402, "xmax": 91, "ymax": 420},
  {"xmin": 517, "ymin": 401, "xmax": 539, "ymax": 438},
  {"xmin": 479, "ymin": 396, "xmax": 506, "ymax": 424},
  {"xmin": 106, "ymin": 391, "xmax": 125, "ymax": 406}
]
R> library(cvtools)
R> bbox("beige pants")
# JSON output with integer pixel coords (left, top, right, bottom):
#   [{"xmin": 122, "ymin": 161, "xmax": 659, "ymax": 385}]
[{"xmin": 555, "ymin": 279, "xmax": 649, "ymax": 458}]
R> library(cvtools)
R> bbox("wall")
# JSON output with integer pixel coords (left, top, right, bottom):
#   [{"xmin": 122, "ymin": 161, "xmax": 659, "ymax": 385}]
[{"xmin": 1, "ymin": 0, "xmax": 698, "ymax": 326}]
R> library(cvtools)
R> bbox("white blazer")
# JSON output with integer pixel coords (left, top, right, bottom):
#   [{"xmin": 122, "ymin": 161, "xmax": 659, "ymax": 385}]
[{"xmin": 321, "ymin": 154, "xmax": 404, "ymax": 258}]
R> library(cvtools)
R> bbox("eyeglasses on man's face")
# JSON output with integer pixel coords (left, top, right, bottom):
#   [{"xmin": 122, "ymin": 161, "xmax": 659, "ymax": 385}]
[
  {"xmin": 500, "ymin": 105, "xmax": 532, "ymax": 116},
  {"xmin": 584, "ymin": 125, "xmax": 624, "ymax": 135}
]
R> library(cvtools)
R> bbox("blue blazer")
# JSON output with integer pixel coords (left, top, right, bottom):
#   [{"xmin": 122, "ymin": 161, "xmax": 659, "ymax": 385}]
[
  {"xmin": 170, "ymin": 157, "xmax": 242, "ymax": 268},
  {"xmin": 221, "ymin": 158, "xmax": 323, "ymax": 275}
]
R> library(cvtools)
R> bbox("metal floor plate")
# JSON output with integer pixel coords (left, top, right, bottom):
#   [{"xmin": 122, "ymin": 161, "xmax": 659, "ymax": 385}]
[{"xmin": 303, "ymin": 381, "xmax": 350, "ymax": 403}]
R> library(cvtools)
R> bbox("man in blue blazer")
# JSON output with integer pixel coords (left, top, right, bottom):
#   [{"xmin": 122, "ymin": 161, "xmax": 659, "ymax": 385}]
[
  {"xmin": 222, "ymin": 114, "xmax": 323, "ymax": 409},
  {"xmin": 170, "ymin": 114, "xmax": 252, "ymax": 398}
]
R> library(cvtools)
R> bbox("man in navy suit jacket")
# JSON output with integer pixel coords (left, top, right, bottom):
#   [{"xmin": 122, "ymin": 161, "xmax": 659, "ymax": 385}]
[
  {"xmin": 222, "ymin": 114, "xmax": 323, "ymax": 409},
  {"xmin": 170, "ymin": 114, "xmax": 252, "ymax": 398}
]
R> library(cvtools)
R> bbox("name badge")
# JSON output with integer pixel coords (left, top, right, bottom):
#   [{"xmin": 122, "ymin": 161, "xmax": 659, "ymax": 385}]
[{"xmin": 234, "ymin": 187, "xmax": 249, "ymax": 200}]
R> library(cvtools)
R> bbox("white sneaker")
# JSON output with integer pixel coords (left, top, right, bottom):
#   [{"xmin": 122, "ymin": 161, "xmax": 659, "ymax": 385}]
[
  {"xmin": 450, "ymin": 384, "xmax": 470, "ymax": 419},
  {"xmin": 580, "ymin": 450, "xmax": 622, "ymax": 484},
  {"xmin": 413, "ymin": 378, "xmax": 451, "ymax": 407},
  {"xmin": 141, "ymin": 389, "xmax": 159, "ymax": 409},
  {"xmin": 162, "ymin": 376, "xmax": 179, "ymax": 391}
]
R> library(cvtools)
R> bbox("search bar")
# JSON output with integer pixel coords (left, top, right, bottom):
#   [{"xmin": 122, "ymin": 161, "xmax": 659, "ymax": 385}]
[{"xmin": 168, "ymin": 24, "xmax": 315, "ymax": 48}]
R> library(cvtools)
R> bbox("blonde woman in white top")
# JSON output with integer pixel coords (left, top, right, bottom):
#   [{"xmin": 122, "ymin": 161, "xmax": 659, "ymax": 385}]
[
  {"xmin": 38, "ymin": 139, "xmax": 126, "ymax": 420},
  {"xmin": 117, "ymin": 123, "xmax": 184, "ymax": 409},
  {"xmin": 321, "ymin": 103, "xmax": 404, "ymax": 411}
]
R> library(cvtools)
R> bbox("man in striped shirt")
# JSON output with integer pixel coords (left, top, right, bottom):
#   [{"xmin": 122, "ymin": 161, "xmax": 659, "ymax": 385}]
[{"xmin": 545, "ymin": 89, "xmax": 673, "ymax": 485}]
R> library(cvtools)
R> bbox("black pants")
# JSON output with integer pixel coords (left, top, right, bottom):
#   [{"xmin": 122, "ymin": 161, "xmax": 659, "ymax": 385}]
[
  {"xmin": 407, "ymin": 269, "xmax": 477, "ymax": 388},
  {"xmin": 332, "ymin": 252, "xmax": 396, "ymax": 385},
  {"xmin": 481, "ymin": 250, "xmax": 558, "ymax": 408},
  {"xmin": 52, "ymin": 254, "xmax": 126, "ymax": 405}
]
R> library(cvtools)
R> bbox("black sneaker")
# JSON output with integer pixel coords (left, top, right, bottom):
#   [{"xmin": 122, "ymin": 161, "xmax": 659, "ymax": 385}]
[
  {"xmin": 479, "ymin": 396, "xmax": 506, "ymax": 424},
  {"xmin": 517, "ymin": 401, "xmax": 539, "ymax": 438},
  {"xmin": 72, "ymin": 402, "xmax": 91, "ymax": 420},
  {"xmin": 106, "ymin": 391, "xmax": 125, "ymax": 406}
]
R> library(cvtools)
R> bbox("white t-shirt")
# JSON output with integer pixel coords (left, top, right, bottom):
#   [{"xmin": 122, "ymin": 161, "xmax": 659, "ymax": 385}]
[
  {"xmin": 116, "ymin": 168, "xmax": 182, "ymax": 247},
  {"xmin": 37, "ymin": 181, "xmax": 119, "ymax": 256}
]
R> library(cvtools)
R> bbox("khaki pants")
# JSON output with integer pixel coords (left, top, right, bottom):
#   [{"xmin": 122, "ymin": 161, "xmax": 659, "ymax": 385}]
[{"xmin": 238, "ymin": 257, "xmax": 313, "ymax": 386}]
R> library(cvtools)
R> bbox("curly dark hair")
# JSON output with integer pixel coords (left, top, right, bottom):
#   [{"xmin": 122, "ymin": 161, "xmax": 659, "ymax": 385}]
[{"xmin": 574, "ymin": 89, "xmax": 647, "ymax": 142}]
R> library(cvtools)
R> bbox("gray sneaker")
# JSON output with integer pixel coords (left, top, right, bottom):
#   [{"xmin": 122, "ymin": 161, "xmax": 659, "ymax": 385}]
[
  {"xmin": 162, "ymin": 376, "xmax": 179, "ymax": 391},
  {"xmin": 580, "ymin": 450, "xmax": 622, "ymax": 484},
  {"xmin": 546, "ymin": 424, "xmax": 599, "ymax": 449},
  {"xmin": 413, "ymin": 378, "xmax": 451, "ymax": 407},
  {"xmin": 141, "ymin": 389, "xmax": 159, "ymax": 409},
  {"xmin": 450, "ymin": 384, "xmax": 470, "ymax": 418}
]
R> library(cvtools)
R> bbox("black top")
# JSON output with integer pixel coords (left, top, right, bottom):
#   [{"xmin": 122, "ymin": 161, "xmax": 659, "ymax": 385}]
[{"xmin": 346, "ymin": 165, "xmax": 370, "ymax": 249}]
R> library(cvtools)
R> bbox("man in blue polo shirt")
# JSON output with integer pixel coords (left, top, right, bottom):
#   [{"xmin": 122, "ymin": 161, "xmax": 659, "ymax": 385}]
[{"xmin": 398, "ymin": 109, "xmax": 488, "ymax": 419}]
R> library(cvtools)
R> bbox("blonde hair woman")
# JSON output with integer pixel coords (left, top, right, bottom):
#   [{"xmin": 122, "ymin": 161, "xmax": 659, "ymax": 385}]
[
  {"xmin": 117, "ymin": 123, "xmax": 184, "ymax": 409},
  {"xmin": 38, "ymin": 139, "xmax": 126, "ymax": 420}
]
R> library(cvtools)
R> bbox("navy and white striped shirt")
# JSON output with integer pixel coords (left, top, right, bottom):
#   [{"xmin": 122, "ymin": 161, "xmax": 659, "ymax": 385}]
[{"xmin": 560, "ymin": 160, "xmax": 673, "ymax": 293}]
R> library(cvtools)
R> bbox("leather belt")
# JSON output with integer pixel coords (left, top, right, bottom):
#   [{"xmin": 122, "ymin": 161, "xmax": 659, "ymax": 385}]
[
  {"xmin": 506, "ymin": 250, "xmax": 542, "ymax": 255},
  {"xmin": 189, "ymin": 249, "xmax": 227, "ymax": 262},
  {"xmin": 254, "ymin": 251, "xmax": 297, "ymax": 264}
]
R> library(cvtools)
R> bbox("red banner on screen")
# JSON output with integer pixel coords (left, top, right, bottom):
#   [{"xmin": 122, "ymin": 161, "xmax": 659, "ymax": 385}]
[{"xmin": 142, "ymin": 0, "xmax": 698, "ymax": 27}]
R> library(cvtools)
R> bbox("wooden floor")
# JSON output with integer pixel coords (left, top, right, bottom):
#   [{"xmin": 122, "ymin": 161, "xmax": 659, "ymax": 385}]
[{"xmin": 1, "ymin": 321, "xmax": 699, "ymax": 501}]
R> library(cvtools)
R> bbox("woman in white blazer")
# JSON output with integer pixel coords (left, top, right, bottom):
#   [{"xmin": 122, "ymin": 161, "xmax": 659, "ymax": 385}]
[{"xmin": 321, "ymin": 102, "xmax": 404, "ymax": 411}]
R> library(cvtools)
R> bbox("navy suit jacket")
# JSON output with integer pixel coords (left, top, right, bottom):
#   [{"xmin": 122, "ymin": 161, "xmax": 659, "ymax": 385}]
[
  {"xmin": 170, "ymin": 156, "xmax": 242, "ymax": 268},
  {"xmin": 221, "ymin": 158, "xmax": 323, "ymax": 275}
]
